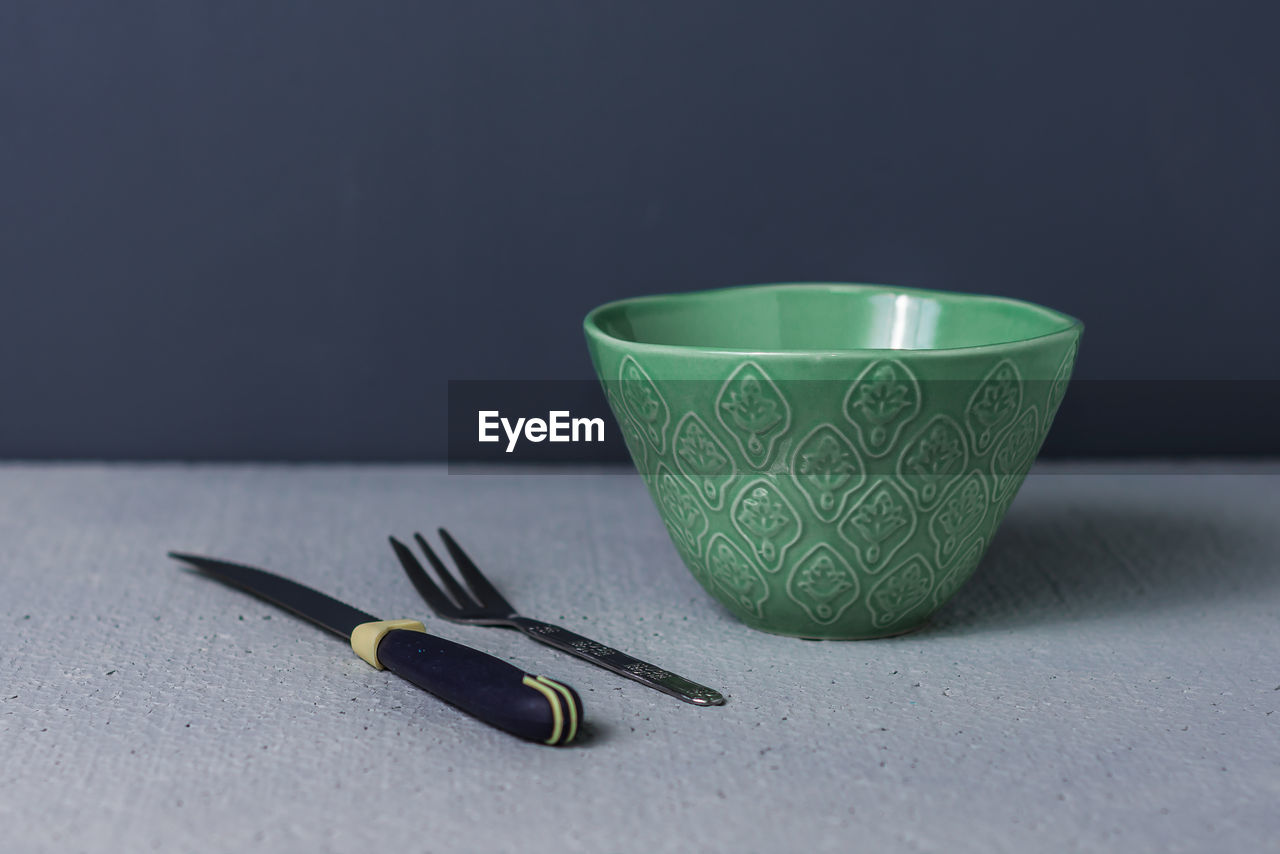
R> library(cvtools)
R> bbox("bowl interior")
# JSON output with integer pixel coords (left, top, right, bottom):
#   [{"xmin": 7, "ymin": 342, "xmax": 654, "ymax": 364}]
[{"xmin": 588, "ymin": 283, "xmax": 1079, "ymax": 352}]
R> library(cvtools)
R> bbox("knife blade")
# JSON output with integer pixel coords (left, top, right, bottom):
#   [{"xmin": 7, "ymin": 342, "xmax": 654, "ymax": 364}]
[{"xmin": 169, "ymin": 552, "xmax": 582, "ymax": 746}]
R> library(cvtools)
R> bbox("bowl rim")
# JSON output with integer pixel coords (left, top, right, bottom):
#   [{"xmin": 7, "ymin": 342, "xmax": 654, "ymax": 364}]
[{"xmin": 583, "ymin": 282, "xmax": 1083, "ymax": 357}]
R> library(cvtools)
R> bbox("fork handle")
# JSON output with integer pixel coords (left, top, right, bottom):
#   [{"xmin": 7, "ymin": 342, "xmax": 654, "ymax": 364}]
[
  {"xmin": 376, "ymin": 629, "xmax": 582, "ymax": 745},
  {"xmin": 510, "ymin": 618, "xmax": 725, "ymax": 706}
]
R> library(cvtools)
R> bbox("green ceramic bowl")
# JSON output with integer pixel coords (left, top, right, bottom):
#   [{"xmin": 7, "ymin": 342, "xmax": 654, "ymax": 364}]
[{"xmin": 584, "ymin": 283, "xmax": 1082, "ymax": 639}]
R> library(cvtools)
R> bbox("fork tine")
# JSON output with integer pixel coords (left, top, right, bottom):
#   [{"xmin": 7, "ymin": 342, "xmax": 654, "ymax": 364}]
[
  {"xmin": 389, "ymin": 536, "xmax": 463, "ymax": 615},
  {"xmin": 410, "ymin": 533, "xmax": 477, "ymax": 608},
  {"xmin": 438, "ymin": 528, "xmax": 514, "ymax": 613}
]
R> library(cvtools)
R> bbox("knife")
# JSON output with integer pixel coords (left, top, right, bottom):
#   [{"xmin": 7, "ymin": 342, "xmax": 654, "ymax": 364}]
[{"xmin": 169, "ymin": 552, "xmax": 582, "ymax": 746}]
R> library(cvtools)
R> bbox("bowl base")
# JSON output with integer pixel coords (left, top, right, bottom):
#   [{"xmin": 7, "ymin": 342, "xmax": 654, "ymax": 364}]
[{"xmin": 739, "ymin": 615, "xmax": 933, "ymax": 641}]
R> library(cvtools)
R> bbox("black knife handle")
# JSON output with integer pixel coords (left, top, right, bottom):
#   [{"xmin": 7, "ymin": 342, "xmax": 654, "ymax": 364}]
[{"xmin": 375, "ymin": 629, "xmax": 582, "ymax": 745}]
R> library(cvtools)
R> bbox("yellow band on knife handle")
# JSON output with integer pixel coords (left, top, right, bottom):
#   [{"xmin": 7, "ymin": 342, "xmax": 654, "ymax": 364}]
[
  {"xmin": 521, "ymin": 675, "xmax": 580, "ymax": 745},
  {"xmin": 350, "ymin": 619, "xmax": 427, "ymax": 669},
  {"xmin": 536, "ymin": 675, "xmax": 579, "ymax": 745}
]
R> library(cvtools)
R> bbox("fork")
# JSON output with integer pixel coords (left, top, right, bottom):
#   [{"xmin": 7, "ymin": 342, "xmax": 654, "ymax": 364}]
[{"xmin": 389, "ymin": 529, "xmax": 726, "ymax": 706}]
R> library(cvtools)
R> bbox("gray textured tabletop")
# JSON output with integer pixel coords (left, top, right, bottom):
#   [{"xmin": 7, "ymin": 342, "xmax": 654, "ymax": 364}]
[{"xmin": 2, "ymin": 462, "xmax": 1277, "ymax": 853}]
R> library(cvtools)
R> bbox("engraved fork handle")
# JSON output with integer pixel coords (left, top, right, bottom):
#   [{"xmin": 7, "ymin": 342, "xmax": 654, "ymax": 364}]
[{"xmin": 510, "ymin": 617, "xmax": 725, "ymax": 706}]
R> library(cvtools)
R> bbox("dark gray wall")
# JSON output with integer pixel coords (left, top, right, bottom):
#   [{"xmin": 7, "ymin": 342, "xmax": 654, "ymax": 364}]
[{"xmin": 2, "ymin": 2, "xmax": 1276, "ymax": 460}]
